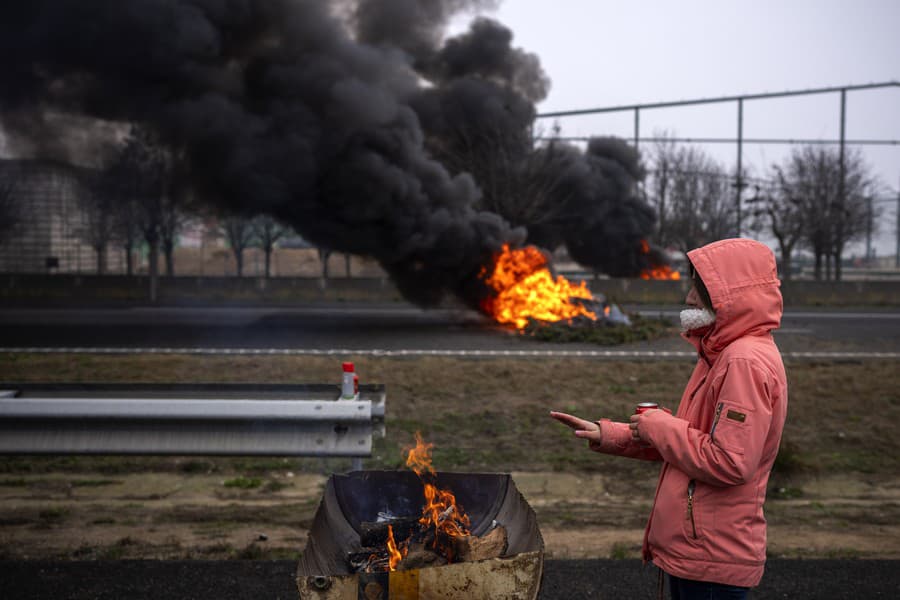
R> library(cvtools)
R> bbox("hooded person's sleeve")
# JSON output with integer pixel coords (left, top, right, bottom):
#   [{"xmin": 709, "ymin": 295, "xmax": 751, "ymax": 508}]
[
  {"xmin": 595, "ymin": 419, "xmax": 664, "ymax": 462},
  {"xmin": 637, "ymin": 358, "xmax": 775, "ymax": 485}
]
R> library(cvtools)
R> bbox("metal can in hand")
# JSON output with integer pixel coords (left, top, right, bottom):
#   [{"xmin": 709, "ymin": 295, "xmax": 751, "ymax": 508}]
[{"xmin": 635, "ymin": 402, "xmax": 659, "ymax": 415}]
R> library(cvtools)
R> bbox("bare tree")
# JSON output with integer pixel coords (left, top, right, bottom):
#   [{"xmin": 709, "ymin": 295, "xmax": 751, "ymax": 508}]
[
  {"xmin": 646, "ymin": 133, "xmax": 678, "ymax": 247},
  {"xmin": 109, "ymin": 127, "xmax": 169, "ymax": 298},
  {"xmin": 101, "ymin": 153, "xmax": 142, "ymax": 276},
  {"xmin": 251, "ymin": 215, "xmax": 288, "ymax": 278},
  {"xmin": 76, "ymin": 169, "xmax": 117, "ymax": 275},
  {"xmin": 159, "ymin": 201, "xmax": 182, "ymax": 277},
  {"xmin": 0, "ymin": 169, "xmax": 23, "ymax": 247},
  {"xmin": 426, "ymin": 119, "xmax": 574, "ymax": 239},
  {"xmin": 769, "ymin": 146, "xmax": 875, "ymax": 280},
  {"xmin": 318, "ymin": 247, "xmax": 332, "ymax": 286},
  {"xmin": 220, "ymin": 215, "xmax": 255, "ymax": 276},
  {"xmin": 113, "ymin": 192, "xmax": 143, "ymax": 276},
  {"xmin": 158, "ymin": 153, "xmax": 195, "ymax": 277},
  {"xmin": 513, "ymin": 140, "xmax": 584, "ymax": 241},
  {"xmin": 746, "ymin": 180, "xmax": 804, "ymax": 280},
  {"xmin": 647, "ymin": 143, "xmax": 736, "ymax": 253},
  {"xmin": 831, "ymin": 151, "xmax": 875, "ymax": 280}
]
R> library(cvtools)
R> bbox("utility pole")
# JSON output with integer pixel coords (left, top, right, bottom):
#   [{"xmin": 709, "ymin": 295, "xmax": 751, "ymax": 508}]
[
  {"xmin": 896, "ymin": 179, "xmax": 899, "ymax": 269},
  {"xmin": 836, "ymin": 89, "xmax": 846, "ymax": 280},
  {"xmin": 633, "ymin": 107, "xmax": 640, "ymax": 152},
  {"xmin": 865, "ymin": 196, "xmax": 873, "ymax": 265}
]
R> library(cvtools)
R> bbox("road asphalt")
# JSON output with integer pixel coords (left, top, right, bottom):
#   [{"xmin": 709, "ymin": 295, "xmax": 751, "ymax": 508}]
[
  {"xmin": 2, "ymin": 558, "xmax": 898, "ymax": 599},
  {"xmin": 1, "ymin": 304, "xmax": 899, "ymax": 355}
]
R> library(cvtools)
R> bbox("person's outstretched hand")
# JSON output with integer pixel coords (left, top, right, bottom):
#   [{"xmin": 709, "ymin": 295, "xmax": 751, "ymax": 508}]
[{"xmin": 549, "ymin": 411, "xmax": 602, "ymax": 451}]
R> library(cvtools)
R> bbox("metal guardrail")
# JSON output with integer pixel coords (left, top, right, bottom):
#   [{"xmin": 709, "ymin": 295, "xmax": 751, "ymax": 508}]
[{"xmin": 0, "ymin": 383, "xmax": 385, "ymax": 462}]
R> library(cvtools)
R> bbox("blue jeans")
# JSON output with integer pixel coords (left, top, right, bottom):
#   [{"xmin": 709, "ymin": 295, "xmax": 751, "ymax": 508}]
[{"xmin": 668, "ymin": 574, "xmax": 750, "ymax": 599}]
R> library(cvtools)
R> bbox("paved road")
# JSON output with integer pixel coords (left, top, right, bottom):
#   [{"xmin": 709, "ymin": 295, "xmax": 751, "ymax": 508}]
[
  {"xmin": 1, "ymin": 559, "xmax": 898, "ymax": 599},
  {"xmin": 0, "ymin": 304, "xmax": 898, "ymax": 356}
]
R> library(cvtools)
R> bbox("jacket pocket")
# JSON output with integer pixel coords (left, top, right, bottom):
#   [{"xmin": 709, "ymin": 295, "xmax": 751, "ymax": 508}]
[{"xmin": 710, "ymin": 402, "xmax": 753, "ymax": 455}]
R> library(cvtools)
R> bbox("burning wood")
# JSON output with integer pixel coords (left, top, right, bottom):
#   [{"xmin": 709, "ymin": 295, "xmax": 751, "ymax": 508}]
[
  {"xmin": 353, "ymin": 519, "xmax": 509, "ymax": 573},
  {"xmin": 350, "ymin": 433, "xmax": 510, "ymax": 573},
  {"xmin": 359, "ymin": 516, "xmax": 420, "ymax": 547},
  {"xmin": 453, "ymin": 522, "xmax": 508, "ymax": 562}
]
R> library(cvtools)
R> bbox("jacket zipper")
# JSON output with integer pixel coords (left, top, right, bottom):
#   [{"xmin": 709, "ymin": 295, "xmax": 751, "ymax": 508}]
[
  {"xmin": 687, "ymin": 479, "xmax": 698, "ymax": 538},
  {"xmin": 685, "ymin": 402, "xmax": 722, "ymax": 542},
  {"xmin": 708, "ymin": 402, "xmax": 725, "ymax": 440}
]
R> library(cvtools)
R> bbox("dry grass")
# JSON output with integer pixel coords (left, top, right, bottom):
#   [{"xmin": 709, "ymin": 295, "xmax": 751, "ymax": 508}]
[{"xmin": 1, "ymin": 353, "xmax": 897, "ymax": 478}]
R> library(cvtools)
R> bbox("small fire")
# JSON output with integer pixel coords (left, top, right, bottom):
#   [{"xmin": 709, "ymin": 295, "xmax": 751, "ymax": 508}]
[
  {"xmin": 406, "ymin": 432, "xmax": 471, "ymax": 559},
  {"xmin": 363, "ymin": 434, "xmax": 476, "ymax": 572},
  {"xmin": 638, "ymin": 240, "xmax": 681, "ymax": 280},
  {"xmin": 385, "ymin": 525, "xmax": 404, "ymax": 571},
  {"xmin": 480, "ymin": 244, "xmax": 596, "ymax": 330}
]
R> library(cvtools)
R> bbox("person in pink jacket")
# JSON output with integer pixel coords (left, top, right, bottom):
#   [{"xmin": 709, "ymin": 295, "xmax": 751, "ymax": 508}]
[{"xmin": 551, "ymin": 238, "xmax": 788, "ymax": 599}]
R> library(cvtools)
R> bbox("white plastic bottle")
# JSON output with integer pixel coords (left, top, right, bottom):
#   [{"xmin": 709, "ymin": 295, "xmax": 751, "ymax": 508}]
[{"xmin": 341, "ymin": 362, "xmax": 356, "ymax": 399}]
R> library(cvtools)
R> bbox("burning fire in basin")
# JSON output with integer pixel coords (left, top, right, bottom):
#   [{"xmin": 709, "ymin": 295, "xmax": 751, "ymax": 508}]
[
  {"xmin": 478, "ymin": 241, "xmax": 679, "ymax": 330},
  {"xmin": 296, "ymin": 434, "xmax": 543, "ymax": 599}
]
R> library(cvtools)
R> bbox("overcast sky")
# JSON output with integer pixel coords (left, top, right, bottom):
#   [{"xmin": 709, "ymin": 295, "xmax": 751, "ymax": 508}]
[{"xmin": 467, "ymin": 0, "xmax": 900, "ymax": 257}]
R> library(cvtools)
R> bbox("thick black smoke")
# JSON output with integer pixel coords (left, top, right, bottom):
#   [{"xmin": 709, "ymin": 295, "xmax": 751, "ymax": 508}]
[
  {"xmin": 0, "ymin": 0, "xmax": 660, "ymax": 308},
  {"xmin": 542, "ymin": 137, "xmax": 661, "ymax": 276}
]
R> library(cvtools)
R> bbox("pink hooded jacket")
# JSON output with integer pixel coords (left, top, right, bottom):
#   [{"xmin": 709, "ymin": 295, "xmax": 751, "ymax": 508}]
[{"xmin": 596, "ymin": 238, "xmax": 788, "ymax": 587}]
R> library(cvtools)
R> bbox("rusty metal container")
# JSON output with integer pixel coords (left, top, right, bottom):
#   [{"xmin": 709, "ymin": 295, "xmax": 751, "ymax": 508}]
[{"xmin": 296, "ymin": 471, "xmax": 543, "ymax": 599}]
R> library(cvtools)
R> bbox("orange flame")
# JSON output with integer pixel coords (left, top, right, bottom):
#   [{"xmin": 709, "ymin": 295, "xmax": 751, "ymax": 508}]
[
  {"xmin": 405, "ymin": 431, "xmax": 436, "ymax": 477},
  {"xmin": 405, "ymin": 433, "xmax": 470, "ymax": 560},
  {"xmin": 480, "ymin": 244, "xmax": 596, "ymax": 330},
  {"xmin": 386, "ymin": 525, "xmax": 406, "ymax": 571},
  {"xmin": 638, "ymin": 240, "xmax": 681, "ymax": 280}
]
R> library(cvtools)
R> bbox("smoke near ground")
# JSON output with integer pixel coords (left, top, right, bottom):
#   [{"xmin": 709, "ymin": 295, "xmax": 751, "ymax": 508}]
[{"xmin": 0, "ymin": 0, "xmax": 660, "ymax": 308}]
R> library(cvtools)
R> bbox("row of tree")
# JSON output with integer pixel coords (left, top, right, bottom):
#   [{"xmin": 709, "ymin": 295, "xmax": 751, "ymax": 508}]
[
  {"xmin": 645, "ymin": 135, "xmax": 880, "ymax": 280},
  {"xmin": 0, "ymin": 173, "xmax": 20, "ymax": 245},
  {"xmin": 75, "ymin": 128, "xmax": 296, "ymax": 290},
  {"xmin": 1, "ymin": 127, "xmax": 882, "ymax": 284}
]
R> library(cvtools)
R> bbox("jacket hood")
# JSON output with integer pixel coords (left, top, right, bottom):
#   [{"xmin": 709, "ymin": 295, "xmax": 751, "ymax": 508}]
[{"xmin": 685, "ymin": 238, "xmax": 782, "ymax": 361}]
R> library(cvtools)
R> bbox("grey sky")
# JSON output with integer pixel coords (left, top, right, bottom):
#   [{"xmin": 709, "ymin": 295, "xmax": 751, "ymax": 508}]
[{"xmin": 463, "ymin": 0, "xmax": 900, "ymax": 256}]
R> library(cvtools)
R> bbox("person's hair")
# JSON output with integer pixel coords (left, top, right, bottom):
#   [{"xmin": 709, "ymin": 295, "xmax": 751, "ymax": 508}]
[{"xmin": 688, "ymin": 261, "xmax": 714, "ymax": 311}]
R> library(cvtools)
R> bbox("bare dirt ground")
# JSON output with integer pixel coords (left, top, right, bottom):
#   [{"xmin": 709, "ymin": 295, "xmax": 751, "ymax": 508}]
[{"xmin": 2, "ymin": 470, "xmax": 898, "ymax": 561}]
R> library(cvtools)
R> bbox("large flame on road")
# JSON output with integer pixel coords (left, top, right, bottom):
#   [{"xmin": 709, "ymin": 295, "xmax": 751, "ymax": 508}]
[
  {"xmin": 406, "ymin": 432, "xmax": 471, "ymax": 562},
  {"xmin": 480, "ymin": 244, "xmax": 597, "ymax": 330},
  {"xmin": 638, "ymin": 240, "xmax": 681, "ymax": 280}
]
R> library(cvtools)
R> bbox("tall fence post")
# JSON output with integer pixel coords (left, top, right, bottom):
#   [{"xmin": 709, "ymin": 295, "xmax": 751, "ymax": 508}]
[{"xmin": 735, "ymin": 98, "xmax": 744, "ymax": 236}]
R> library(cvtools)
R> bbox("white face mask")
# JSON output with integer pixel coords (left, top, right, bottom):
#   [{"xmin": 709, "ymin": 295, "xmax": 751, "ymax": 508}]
[{"xmin": 680, "ymin": 307, "xmax": 716, "ymax": 332}]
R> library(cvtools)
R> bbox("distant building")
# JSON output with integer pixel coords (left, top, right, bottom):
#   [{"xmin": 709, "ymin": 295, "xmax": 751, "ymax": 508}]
[{"xmin": 0, "ymin": 158, "xmax": 122, "ymax": 274}]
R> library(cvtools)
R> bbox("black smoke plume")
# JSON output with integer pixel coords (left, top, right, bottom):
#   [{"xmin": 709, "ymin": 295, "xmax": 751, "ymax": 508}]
[{"xmin": 0, "ymin": 0, "xmax": 661, "ymax": 309}]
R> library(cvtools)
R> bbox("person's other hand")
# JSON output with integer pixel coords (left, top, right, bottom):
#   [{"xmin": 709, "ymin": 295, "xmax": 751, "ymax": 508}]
[
  {"xmin": 549, "ymin": 411, "xmax": 602, "ymax": 451},
  {"xmin": 629, "ymin": 409, "xmax": 660, "ymax": 443}
]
